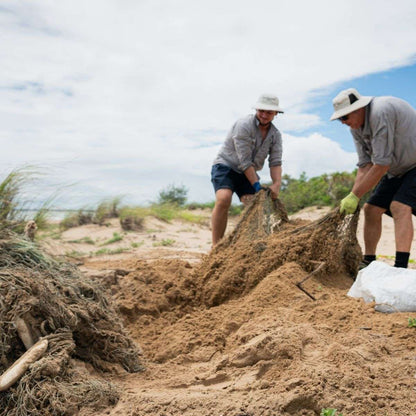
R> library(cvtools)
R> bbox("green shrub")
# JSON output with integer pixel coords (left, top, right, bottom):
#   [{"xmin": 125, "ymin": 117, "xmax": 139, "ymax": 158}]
[
  {"xmin": 278, "ymin": 171, "xmax": 356, "ymax": 214},
  {"xmin": 157, "ymin": 184, "xmax": 188, "ymax": 206}
]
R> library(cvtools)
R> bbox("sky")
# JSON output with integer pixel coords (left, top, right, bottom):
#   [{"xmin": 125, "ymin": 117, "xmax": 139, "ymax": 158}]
[{"xmin": 2, "ymin": 0, "xmax": 416, "ymax": 208}]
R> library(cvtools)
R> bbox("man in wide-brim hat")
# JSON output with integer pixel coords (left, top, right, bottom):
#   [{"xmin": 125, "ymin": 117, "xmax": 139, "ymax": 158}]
[
  {"xmin": 210, "ymin": 94, "xmax": 284, "ymax": 246},
  {"xmin": 331, "ymin": 87, "xmax": 416, "ymax": 269}
]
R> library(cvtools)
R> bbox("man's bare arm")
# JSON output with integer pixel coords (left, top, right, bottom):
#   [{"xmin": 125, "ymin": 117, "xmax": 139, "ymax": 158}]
[{"xmin": 352, "ymin": 164, "xmax": 389, "ymax": 198}]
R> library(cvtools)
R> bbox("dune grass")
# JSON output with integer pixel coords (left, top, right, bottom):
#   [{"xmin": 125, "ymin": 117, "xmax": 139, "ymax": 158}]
[
  {"xmin": 118, "ymin": 203, "xmax": 208, "ymax": 231},
  {"xmin": 101, "ymin": 232, "xmax": 123, "ymax": 246},
  {"xmin": 68, "ymin": 236, "xmax": 96, "ymax": 245},
  {"xmin": 153, "ymin": 238, "xmax": 175, "ymax": 247},
  {"xmin": 0, "ymin": 166, "xmax": 57, "ymax": 233}
]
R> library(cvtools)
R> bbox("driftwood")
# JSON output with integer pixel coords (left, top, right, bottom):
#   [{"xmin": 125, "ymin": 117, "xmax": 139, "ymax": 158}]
[{"xmin": 0, "ymin": 338, "xmax": 48, "ymax": 391}]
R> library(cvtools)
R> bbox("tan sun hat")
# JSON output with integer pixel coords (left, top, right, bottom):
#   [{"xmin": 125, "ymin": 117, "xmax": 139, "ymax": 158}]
[
  {"xmin": 330, "ymin": 88, "xmax": 372, "ymax": 121},
  {"xmin": 253, "ymin": 94, "xmax": 284, "ymax": 113}
]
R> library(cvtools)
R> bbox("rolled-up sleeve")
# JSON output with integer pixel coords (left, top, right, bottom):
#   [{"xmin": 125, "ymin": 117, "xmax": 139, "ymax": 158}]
[
  {"xmin": 268, "ymin": 132, "xmax": 282, "ymax": 167},
  {"xmin": 370, "ymin": 113, "xmax": 394, "ymax": 166},
  {"xmin": 232, "ymin": 123, "xmax": 255, "ymax": 172}
]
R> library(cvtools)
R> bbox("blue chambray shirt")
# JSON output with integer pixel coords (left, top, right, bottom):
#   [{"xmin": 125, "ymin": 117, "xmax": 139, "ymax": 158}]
[
  {"xmin": 212, "ymin": 114, "xmax": 282, "ymax": 174},
  {"xmin": 351, "ymin": 97, "xmax": 416, "ymax": 177}
]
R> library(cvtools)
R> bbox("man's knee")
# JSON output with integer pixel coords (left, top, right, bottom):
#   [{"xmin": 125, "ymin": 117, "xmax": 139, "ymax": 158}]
[
  {"xmin": 389, "ymin": 200, "xmax": 412, "ymax": 218},
  {"xmin": 363, "ymin": 202, "xmax": 385, "ymax": 219},
  {"xmin": 215, "ymin": 190, "xmax": 232, "ymax": 210}
]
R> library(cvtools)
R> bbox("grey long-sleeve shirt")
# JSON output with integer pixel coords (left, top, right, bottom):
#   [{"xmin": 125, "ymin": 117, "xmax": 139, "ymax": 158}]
[
  {"xmin": 213, "ymin": 114, "xmax": 282, "ymax": 173},
  {"xmin": 351, "ymin": 96, "xmax": 416, "ymax": 177}
]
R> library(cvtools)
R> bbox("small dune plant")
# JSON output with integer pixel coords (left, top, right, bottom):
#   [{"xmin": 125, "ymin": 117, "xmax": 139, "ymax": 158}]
[
  {"xmin": 153, "ymin": 238, "xmax": 175, "ymax": 247},
  {"xmin": 408, "ymin": 317, "xmax": 416, "ymax": 328},
  {"xmin": 60, "ymin": 208, "xmax": 94, "ymax": 230},
  {"xmin": 321, "ymin": 408, "xmax": 343, "ymax": 416},
  {"xmin": 119, "ymin": 206, "xmax": 146, "ymax": 231},
  {"xmin": 101, "ymin": 232, "xmax": 123, "ymax": 246}
]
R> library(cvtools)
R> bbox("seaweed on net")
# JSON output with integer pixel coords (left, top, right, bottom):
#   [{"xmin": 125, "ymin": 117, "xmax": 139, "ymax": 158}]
[
  {"xmin": 0, "ymin": 229, "xmax": 143, "ymax": 415},
  {"xmin": 194, "ymin": 190, "xmax": 362, "ymax": 307}
]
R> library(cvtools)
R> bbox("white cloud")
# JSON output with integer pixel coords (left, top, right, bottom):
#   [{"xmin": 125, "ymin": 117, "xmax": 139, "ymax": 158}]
[
  {"xmin": 281, "ymin": 133, "xmax": 357, "ymax": 178},
  {"xmin": 1, "ymin": 0, "xmax": 416, "ymax": 206}
]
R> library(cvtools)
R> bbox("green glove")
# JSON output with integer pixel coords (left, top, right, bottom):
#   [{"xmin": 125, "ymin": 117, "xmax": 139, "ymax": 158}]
[{"xmin": 340, "ymin": 192, "xmax": 360, "ymax": 214}]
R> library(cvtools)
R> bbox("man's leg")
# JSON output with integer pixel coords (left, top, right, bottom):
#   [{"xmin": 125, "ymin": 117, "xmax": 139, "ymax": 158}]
[
  {"xmin": 390, "ymin": 201, "xmax": 413, "ymax": 267},
  {"xmin": 240, "ymin": 194, "xmax": 255, "ymax": 206},
  {"xmin": 211, "ymin": 188, "xmax": 233, "ymax": 246},
  {"xmin": 363, "ymin": 202, "xmax": 386, "ymax": 256},
  {"xmin": 390, "ymin": 201, "xmax": 413, "ymax": 252}
]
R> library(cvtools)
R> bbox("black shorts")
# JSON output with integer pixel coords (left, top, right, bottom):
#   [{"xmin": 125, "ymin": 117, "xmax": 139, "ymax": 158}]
[
  {"xmin": 211, "ymin": 163, "xmax": 255, "ymax": 199},
  {"xmin": 367, "ymin": 166, "xmax": 416, "ymax": 216}
]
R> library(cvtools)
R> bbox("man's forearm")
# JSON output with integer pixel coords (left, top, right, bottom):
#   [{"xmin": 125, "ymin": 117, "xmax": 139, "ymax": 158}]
[
  {"xmin": 270, "ymin": 166, "xmax": 282, "ymax": 187},
  {"xmin": 243, "ymin": 166, "xmax": 258, "ymax": 185},
  {"xmin": 352, "ymin": 164, "xmax": 389, "ymax": 198},
  {"xmin": 268, "ymin": 166, "xmax": 282, "ymax": 199}
]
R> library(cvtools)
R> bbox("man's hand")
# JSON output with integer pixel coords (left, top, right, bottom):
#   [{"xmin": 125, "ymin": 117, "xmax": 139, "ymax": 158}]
[
  {"xmin": 253, "ymin": 181, "xmax": 262, "ymax": 193},
  {"xmin": 340, "ymin": 192, "xmax": 360, "ymax": 214},
  {"xmin": 268, "ymin": 183, "xmax": 280, "ymax": 200}
]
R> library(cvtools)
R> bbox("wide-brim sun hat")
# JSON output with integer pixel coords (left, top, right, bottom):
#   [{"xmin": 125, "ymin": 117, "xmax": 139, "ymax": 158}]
[
  {"xmin": 330, "ymin": 88, "xmax": 372, "ymax": 121},
  {"xmin": 253, "ymin": 94, "xmax": 284, "ymax": 113}
]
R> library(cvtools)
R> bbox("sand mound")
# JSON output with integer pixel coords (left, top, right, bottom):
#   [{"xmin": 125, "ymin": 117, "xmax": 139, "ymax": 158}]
[
  {"xmin": 12, "ymin": 193, "xmax": 415, "ymax": 416},
  {"xmin": 88, "ymin": 193, "xmax": 416, "ymax": 415}
]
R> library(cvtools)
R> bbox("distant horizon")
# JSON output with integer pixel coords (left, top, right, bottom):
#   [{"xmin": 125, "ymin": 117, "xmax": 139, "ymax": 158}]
[{"xmin": 14, "ymin": 166, "xmax": 358, "ymax": 212}]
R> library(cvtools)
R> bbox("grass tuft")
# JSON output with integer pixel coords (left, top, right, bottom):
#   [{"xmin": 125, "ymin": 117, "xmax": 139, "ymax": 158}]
[
  {"xmin": 101, "ymin": 232, "xmax": 123, "ymax": 246},
  {"xmin": 153, "ymin": 238, "xmax": 175, "ymax": 247}
]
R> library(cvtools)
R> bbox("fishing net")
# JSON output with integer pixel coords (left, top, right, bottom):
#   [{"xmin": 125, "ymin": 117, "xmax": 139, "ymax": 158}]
[
  {"xmin": 0, "ymin": 229, "xmax": 143, "ymax": 416},
  {"xmin": 194, "ymin": 190, "xmax": 362, "ymax": 306}
]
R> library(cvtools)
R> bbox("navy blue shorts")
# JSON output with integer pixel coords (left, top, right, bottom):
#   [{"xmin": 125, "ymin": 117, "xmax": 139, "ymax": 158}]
[
  {"xmin": 211, "ymin": 164, "xmax": 255, "ymax": 199},
  {"xmin": 367, "ymin": 166, "xmax": 416, "ymax": 216}
]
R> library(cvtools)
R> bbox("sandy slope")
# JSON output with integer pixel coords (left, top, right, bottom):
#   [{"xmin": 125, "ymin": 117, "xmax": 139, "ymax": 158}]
[{"xmin": 40, "ymin": 207, "xmax": 416, "ymax": 416}]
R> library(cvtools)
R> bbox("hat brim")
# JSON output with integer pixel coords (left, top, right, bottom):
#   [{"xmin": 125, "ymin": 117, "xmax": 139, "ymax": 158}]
[
  {"xmin": 330, "ymin": 96, "xmax": 372, "ymax": 121},
  {"xmin": 253, "ymin": 104, "xmax": 284, "ymax": 113}
]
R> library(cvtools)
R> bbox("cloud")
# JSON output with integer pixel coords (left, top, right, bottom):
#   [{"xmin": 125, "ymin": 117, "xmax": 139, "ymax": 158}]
[
  {"xmin": 1, "ymin": 0, "xmax": 416, "ymax": 206},
  {"xmin": 280, "ymin": 133, "xmax": 357, "ymax": 178}
]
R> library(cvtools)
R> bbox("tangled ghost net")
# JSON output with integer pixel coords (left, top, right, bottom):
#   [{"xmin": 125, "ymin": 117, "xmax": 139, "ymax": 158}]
[
  {"xmin": 0, "ymin": 230, "xmax": 144, "ymax": 416},
  {"xmin": 194, "ymin": 190, "xmax": 361, "ymax": 306}
]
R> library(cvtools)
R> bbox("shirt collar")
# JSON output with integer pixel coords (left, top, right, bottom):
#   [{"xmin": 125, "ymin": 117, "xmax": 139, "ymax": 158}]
[{"xmin": 361, "ymin": 99, "xmax": 373, "ymax": 136}]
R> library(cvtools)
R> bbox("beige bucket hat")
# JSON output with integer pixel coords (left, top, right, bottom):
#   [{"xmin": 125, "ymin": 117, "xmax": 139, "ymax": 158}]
[
  {"xmin": 253, "ymin": 94, "xmax": 284, "ymax": 113},
  {"xmin": 330, "ymin": 88, "xmax": 372, "ymax": 121}
]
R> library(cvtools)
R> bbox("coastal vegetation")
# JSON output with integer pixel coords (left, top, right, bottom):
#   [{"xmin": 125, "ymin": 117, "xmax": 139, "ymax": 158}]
[{"xmin": 0, "ymin": 168, "xmax": 361, "ymax": 233}]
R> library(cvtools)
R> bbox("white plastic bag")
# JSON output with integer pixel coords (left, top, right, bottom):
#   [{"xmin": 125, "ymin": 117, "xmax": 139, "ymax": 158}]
[{"xmin": 347, "ymin": 260, "xmax": 416, "ymax": 312}]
